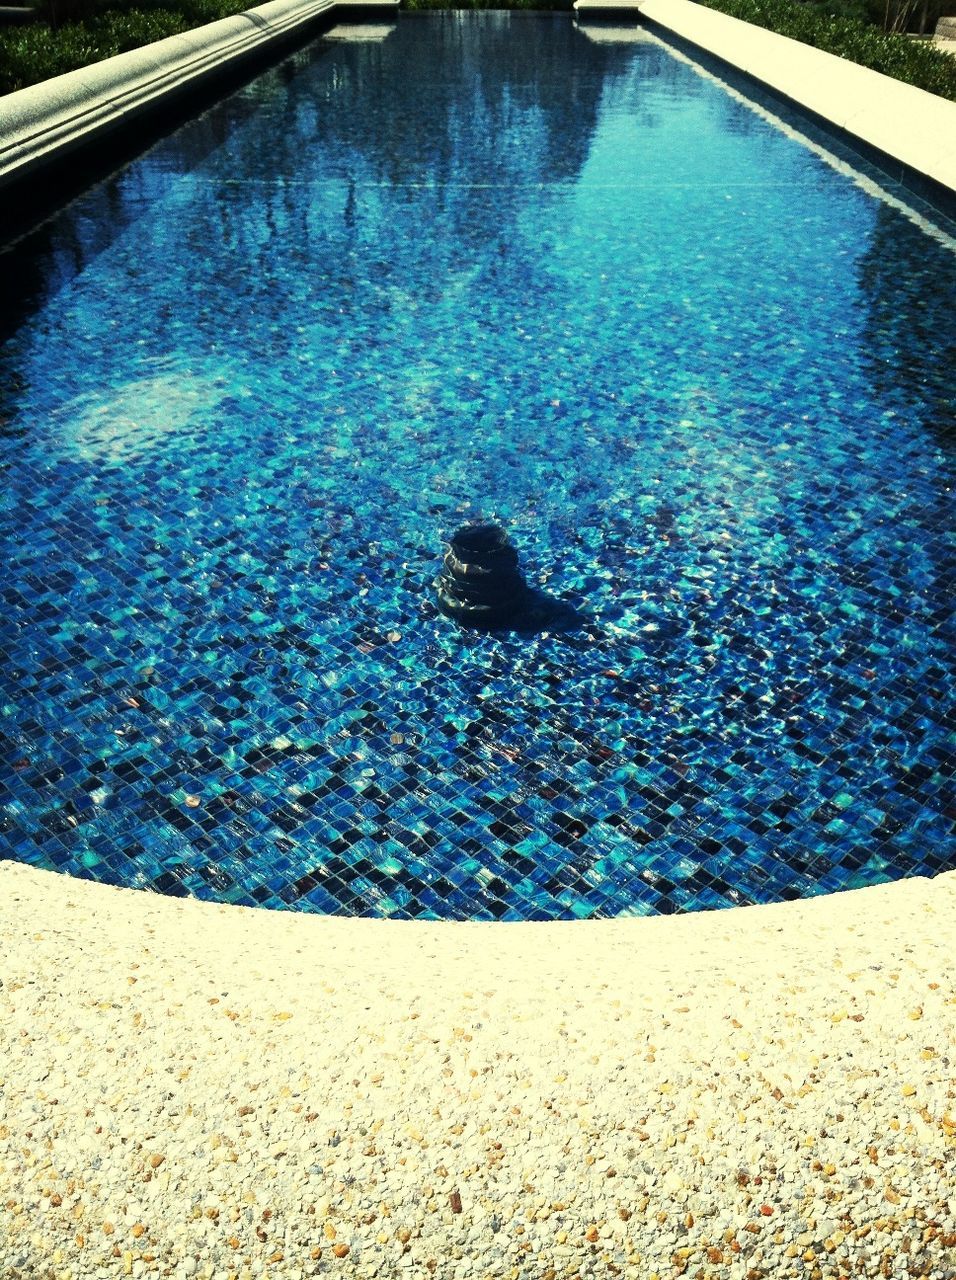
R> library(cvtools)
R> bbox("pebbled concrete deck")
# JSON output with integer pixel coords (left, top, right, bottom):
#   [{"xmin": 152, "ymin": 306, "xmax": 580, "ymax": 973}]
[
  {"xmin": 1, "ymin": 861, "xmax": 954, "ymax": 1277},
  {"xmin": 574, "ymin": 0, "xmax": 956, "ymax": 195}
]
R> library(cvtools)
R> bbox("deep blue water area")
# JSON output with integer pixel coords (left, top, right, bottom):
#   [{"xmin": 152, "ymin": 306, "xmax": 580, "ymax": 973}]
[{"xmin": 1, "ymin": 13, "xmax": 954, "ymax": 918}]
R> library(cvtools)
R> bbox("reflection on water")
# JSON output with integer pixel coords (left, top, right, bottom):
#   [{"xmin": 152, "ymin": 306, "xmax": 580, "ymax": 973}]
[
  {"xmin": 322, "ymin": 23, "xmax": 396, "ymax": 40},
  {"xmin": 0, "ymin": 13, "xmax": 953, "ymax": 920}
]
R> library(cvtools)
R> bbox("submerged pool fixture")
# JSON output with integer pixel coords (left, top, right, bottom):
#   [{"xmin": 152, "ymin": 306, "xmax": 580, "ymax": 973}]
[{"xmin": 436, "ymin": 523, "xmax": 529, "ymax": 626}]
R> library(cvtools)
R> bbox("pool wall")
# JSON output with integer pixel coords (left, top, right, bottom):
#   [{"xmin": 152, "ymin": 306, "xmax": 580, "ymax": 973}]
[{"xmin": 575, "ymin": 0, "xmax": 956, "ymax": 201}]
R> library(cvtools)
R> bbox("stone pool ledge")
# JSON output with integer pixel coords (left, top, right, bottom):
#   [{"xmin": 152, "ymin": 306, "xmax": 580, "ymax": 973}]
[
  {"xmin": 575, "ymin": 0, "xmax": 956, "ymax": 197},
  {"xmin": 0, "ymin": 0, "xmax": 397, "ymax": 193},
  {"xmin": 1, "ymin": 862, "xmax": 954, "ymax": 1278}
]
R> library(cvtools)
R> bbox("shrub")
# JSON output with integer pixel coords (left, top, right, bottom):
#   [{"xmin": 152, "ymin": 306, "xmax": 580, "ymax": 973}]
[
  {"xmin": 696, "ymin": 0, "xmax": 956, "ymax": 99},
  {"xmin": 0, "ymin": 23, "xmax": 115, "ymax": 89},
  {"xmin": 0, "ymin": 0, "xmax": 253, "ymax": 93}
]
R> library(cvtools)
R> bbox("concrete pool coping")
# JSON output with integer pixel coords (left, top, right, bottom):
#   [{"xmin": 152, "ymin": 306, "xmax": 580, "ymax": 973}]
[
  {"xmin": 1, "ymin": 860, "xmax": 955, "ymax": 1276},
  {"xmin": 575, "ymin": 0, "xmax": 956, "ymax": 199},
  {"xmin": 0, "ymin": 0, "xmax": 398, "ymax": 194}
]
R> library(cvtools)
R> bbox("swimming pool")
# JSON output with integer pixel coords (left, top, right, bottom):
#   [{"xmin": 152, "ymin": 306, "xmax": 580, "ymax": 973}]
[{"xmin": 1, "ymin": 12, "xmax": 953, "ymax": 919}]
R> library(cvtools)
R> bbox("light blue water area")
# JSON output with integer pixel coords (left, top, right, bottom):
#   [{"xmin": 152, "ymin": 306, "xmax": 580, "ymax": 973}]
[{"xmin": 0, "ymin": 13, "xmax": 953, "ymax": 918}]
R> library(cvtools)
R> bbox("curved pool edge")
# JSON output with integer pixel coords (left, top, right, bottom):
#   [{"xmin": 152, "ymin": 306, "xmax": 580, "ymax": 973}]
[{"xmin": 2, "ymin": 861, "xmax": 954, "ymax": 1276}]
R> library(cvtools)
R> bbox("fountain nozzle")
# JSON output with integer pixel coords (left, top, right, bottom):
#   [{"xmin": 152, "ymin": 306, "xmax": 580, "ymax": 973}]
[{"xmin": 435, "ymin": 523, "xmax": 528, "ymax": 627}]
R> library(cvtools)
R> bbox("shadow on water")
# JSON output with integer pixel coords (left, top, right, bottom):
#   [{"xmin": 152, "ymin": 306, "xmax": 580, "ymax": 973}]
[
  {"xmin": 464, "ymin": 587, "xmax": 590, "ymax": 636},
  {"xmin": 856, "ymin": 202, "xmax": 956, "ymax": 451},
  {"xmin": 0, "ymin": 34, "xmax": 344, "ymax": 343}
]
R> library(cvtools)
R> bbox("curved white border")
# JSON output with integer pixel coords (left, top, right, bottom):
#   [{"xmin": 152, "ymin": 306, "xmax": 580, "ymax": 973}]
[{"xmin": 1, "ymin": 861, "xmax": 954, "ymax": 1275}]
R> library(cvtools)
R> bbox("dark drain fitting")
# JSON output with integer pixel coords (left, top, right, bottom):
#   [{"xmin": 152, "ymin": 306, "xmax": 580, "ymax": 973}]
[{"xmin": 436, "ymin": 523, "xmax": 528, "ymax": 626}]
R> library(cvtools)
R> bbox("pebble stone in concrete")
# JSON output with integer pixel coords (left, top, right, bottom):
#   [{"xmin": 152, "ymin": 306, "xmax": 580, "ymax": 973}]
[{"xmin": 1, "ymin": 861, "xmax": 954, "ymax": 1279}]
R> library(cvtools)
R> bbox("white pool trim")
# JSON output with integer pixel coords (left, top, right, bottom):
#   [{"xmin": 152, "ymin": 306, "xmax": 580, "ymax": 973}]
[
  {"xmin": 1, "ymin": 861, "xmax": 954, "ymax": 1276},
  {"xmin": 575, "ymin": 0, "xmax": 956, "ymax": 196}
]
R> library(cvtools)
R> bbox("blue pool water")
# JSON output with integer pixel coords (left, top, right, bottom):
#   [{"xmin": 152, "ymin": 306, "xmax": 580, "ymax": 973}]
[{"xmin": 1, "ymin": 13, "xmax": 954, "ymax": 918}]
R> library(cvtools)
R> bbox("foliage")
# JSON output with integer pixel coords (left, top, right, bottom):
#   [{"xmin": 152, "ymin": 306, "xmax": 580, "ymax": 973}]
[
  {"xmin": 789, "ymin": 0, "xmax": 949, "ymax": 33},
  {"xmin": 697, "ymin": 0, "xmax": 956, "ymax": 98}
]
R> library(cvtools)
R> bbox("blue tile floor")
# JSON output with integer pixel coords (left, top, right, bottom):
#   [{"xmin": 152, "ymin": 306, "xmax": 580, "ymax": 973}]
[{"xmin": 0, "ymin": 14, "xmax": 953, "ymax": 918}]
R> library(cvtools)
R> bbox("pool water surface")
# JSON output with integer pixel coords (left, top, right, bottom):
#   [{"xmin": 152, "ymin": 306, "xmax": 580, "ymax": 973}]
[{"xmin": 0, "ymin": 12, "xmax": 953, "ymax": 918}]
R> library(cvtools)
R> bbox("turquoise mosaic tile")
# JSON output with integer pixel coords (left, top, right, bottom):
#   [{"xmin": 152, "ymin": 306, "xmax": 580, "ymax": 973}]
[{"xmin": 0, "ymin": 14, "xmax": 953, "ymax": 919}]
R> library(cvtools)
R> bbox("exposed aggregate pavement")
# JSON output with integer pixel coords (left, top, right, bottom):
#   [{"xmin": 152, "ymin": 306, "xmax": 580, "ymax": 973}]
[{"xmin": 1, "ymin": 862, "xmax": 954, "ymax": 1280}]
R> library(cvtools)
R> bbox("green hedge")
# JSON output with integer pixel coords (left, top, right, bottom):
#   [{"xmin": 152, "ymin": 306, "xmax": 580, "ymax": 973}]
[
  {"xmin": 0, "ymin": 0, "xmax": 252, "ymax": 94},
  {"xmin": 696, "ymin": 0, "xmax": 956, "ymax": 100}
]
